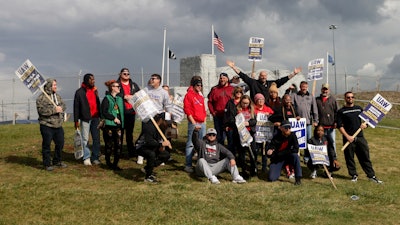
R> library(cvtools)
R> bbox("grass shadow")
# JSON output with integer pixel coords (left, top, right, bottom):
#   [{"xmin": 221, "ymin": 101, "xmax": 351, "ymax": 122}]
[{"xmin": 4, "ymin": 155, "xmax": 43, "ymax": 169}]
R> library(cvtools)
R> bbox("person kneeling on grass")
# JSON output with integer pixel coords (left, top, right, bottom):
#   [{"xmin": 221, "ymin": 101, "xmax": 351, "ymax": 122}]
[
  {"xmin": 266, "ymin": 120, "xmax": 302, "ymax": 185},
  {"xmin": 140, "ymin": 113, "xmax": 171, "ymax": 183},
  {"xmin": 192, "ymin": 127, "xmax": 246, "ymax": 184}
]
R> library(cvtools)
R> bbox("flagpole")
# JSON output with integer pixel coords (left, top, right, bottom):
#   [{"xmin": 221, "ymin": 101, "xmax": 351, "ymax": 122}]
[
  {"xmin": 344, "ymin": 66, "xmax": 348, "ymax": 92},
  {"xmin": 211, "ymin": 24, "xmax": 214, "ymax": 55},
  {"xmin": 326, "ymin": 51, "xmax": 329, "ymax": 84},
  {"xmin": 161, "ymin": 27, "xmax": 166, "ymax": 82},
  {"xmin": 141, "ymin": 67, "xmax": 144, "ymax": 88},
  {"xmin": 167, "ymin": 46, "xmax": 170, "ymax": 86}
]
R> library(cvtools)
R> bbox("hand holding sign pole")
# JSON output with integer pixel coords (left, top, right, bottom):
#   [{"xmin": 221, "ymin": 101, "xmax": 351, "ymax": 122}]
[{"xmin": 129, "ymin": 90, "xmax": 172, "ymax": 149}]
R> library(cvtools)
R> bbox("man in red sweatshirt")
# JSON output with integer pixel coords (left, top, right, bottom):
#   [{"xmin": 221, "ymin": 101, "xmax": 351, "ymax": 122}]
[
  {"xmin": 74, "ymin": 73, "xmax": 101, "ymax": 166},
  {"xmin": 207, "ymin": 73, "xmax": 234, "ymax": 146}
]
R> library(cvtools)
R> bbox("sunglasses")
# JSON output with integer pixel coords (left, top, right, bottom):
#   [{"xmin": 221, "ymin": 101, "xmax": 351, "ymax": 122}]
[
  {"xmin": 113, "ymin": 85, "xmax": 120, "ymax": 88},
  {"xmin": 122, "ymin": 73, "xmax": 130, "ymax": 75},
  {"xmin": 207, "ymin": 133, "xmax": 216, "ymax": 137}
]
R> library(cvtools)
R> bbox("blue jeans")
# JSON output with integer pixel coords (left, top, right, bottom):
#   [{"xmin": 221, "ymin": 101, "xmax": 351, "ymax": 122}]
[
  {"xmin": 81, "ymin": 118, "xmax": 100, "ymax": 161},
  {"xmin": 269, "ymin": 153, "xmax": 302, "ymax": 181},
  {"xmin": 324, "ymin": 128, "xmax": 337, "ymax": 159},
  {"xmin": 185, "ymin": 121, "xmax": 206, "ymax": 167},
  {"xmin": 40, "ymin": 124, "xmax": 64, "ymax": 167}
]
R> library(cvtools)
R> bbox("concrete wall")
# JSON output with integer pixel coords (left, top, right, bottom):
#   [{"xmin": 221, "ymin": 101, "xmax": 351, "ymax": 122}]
[{"xmin": 179, "ymin": 54, "xmax": 217, "ymax": 98}]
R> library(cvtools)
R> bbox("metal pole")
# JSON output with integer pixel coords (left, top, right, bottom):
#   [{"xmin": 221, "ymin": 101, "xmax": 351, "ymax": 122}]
[
  {"xmin": 12, "ymin": 78, "xmax": 15, "ymax": 125},
  {"xmin": 329, "ymin": 25, "xmax": 337, "ymax": 94}
]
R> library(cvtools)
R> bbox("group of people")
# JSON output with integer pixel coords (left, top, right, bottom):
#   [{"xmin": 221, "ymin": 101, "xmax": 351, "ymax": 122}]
[{"xmin": 36, "ymin": 62, "xmax": 383, "ymax": 185}]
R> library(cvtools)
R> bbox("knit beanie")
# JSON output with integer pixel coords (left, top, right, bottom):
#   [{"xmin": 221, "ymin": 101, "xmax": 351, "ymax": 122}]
[
  {"xmin": 254, "ymin": 93, "xmax": 265, "ymax": 102},
  {"xmin": 269, "ymin": 82, "xmax": 278, "ymax": 93}
]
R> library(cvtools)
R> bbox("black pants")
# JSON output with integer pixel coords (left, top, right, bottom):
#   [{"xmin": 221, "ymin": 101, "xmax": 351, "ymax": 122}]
[
  {"xmin": 141, "ymin": 148, "xmax": 170, "ymax": 178},
  {"xmin": 124, "ymin": 113, "xmax": 136, "ymax": 157},
  {"xmin": 40, "ymin": 124, "xmax": 64, "ymax": 167},
  {"xmin": 343, "ymin": 136, "xmax": 375, "ymax": 178},
  {"xmin": 103, "ymin": 126, "xmax": 122, "ymax": 169}
]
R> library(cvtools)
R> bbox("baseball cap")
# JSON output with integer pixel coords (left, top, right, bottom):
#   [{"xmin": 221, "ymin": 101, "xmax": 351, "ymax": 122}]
[
  {"xmin": 281, "ymin": 120, "xmax": 291, "ymax": 129},
  {"xmin": 322, "ymin": 83, "xmax": 329, "ymax": 89},
  {"xmin": 206, "ymin": 128, "xmax": 217, "ymax": 135}
]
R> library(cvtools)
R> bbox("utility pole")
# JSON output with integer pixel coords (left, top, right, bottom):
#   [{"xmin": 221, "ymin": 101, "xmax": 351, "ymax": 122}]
[{"xmin": 329, "ymin": 24, "xmax": 338, "ymax": 94}]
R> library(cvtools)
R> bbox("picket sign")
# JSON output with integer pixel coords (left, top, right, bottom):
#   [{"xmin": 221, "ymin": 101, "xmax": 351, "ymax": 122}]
[
  {"xmin": 308, "ymin": 143, "xmax": 337, "ymax": 189},
  {"xmin": 74, "ymin": 129, "xmax": 84, "ymax": 159},
  {"xmin": 128, "ymin": 90, "xmax": 172, "ymax": 149},
  {"xmin": 15, "ymin": 59, "xmax": 57, "ymax": 106}
]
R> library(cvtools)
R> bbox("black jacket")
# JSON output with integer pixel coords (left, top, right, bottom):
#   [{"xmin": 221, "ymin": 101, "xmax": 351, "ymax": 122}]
[
  {"xmin": 268, "ymin": 131, "xmax": 299, "ymax": 163},
  {"xmin": 117, "ymin": 78, "xmax": 140, "ymax": 114},
  {"xmin": 238, "ymin": 71, "xmax": 290, "ymax": 102},
  {"xmin": 73, "ymin": 87, "xmax": 101, "ymax": 122}
]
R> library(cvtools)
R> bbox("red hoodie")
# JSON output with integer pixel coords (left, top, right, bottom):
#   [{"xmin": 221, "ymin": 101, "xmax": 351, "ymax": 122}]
[
  {"xmin": 82, "ymin": 83, "xmax": 99, "ymax": 118},
  {"xmin": 183, "ymin": 88, "xmax": 206, "ymax": 123}
]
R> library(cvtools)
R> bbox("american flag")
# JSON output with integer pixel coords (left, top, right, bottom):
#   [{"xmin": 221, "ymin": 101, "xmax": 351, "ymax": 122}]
[{"xmin": 213, "ymin": 31, "xmax": 225, "ymax": 53}]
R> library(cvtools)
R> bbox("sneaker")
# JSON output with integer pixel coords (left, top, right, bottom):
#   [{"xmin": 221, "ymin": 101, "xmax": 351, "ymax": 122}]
[
  {"xmin": 54, "ymin": 162, "xmax": 67, "ymax": 168},
  {"xmin": 137, "ymin": 156, "xmax": 144, "ymax": 165},
  {"xmin": 209, "ymin": 175, "xmax": 220, "ymax": 184},
  {"xmin": 92, "ymin": 160, "xmax": 101, "ymax": 165},
  {"xmin": 184, "ymin": 166, "xmax": 194, "ymax": 173},
  {"xmin": 144, "ymin": 175, "xmax": 158, "ymax": 183},
  {"xmin": 45, "ymin": 166, "xmax": 54, "ymax": 171},
  {"xmin": 294, "ymin": 178, "xmax": 301, "ymax": 185},
  {"xmin": 310, "ymin": 170, "xmax": 317, "ymax": 179},
  {"xmin": 232, "ymin": 175, "xmax": 247, "ymax": 184},
  {"xmin": 289, "ymin": 174, "xmax": 295, "ymax": 179},
  {"xmin": 83, "ymin": 158, "xmax": 92, "ymax": 166},
  {"xmin": 351, "ymin": 175, "xmax": 358, "ymax": 182},
  {"xmin": 160, "ymin": 162, "xmax": 165, "ymax": 166},
  {"xmin": 369, "ymin": 176, "xmax": 383, "ymax": 184}
]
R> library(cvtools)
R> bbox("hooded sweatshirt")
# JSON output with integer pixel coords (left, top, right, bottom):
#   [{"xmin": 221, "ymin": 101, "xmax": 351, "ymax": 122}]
[
  {"xmin": 144, "ymin": 85, "xmax": 172, "ymax": 114},
  {"xmin": 36, "ymin": 78, "xmax": 66, "ymax": 128}
]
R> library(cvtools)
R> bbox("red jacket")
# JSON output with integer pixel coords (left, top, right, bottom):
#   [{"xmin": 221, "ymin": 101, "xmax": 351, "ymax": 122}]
[
  {"xmin": 184, "ymin": 88, "xmax": 206, "ymax": 123},
  {"xmin": 207, "ymin": 84, "xmax": 234, "ymax": 117}
]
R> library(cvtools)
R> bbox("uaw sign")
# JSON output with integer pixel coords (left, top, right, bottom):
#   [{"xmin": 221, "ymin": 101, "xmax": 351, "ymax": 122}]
[
  {"xmin": 248, "ymin": 37, "xmax": 264, "ymax": 62},
  {"xmin": 359, "ymin": 93, "xmax": 392, "ymax": 128},
  {"xmin": 128, "ymin": 90, "xmax": 159, "ymax": 122},
  {"xmin": 15, "ymin": 59, "xmax": 46, "ymax": 94},
  {"xmin": 255, "ymin": 113, "xmax": 274, "ymax": 143},
  {"xmin": 235, "ymin": 113, "xmax": 253, "ymax": 147},
  {"xmin": 307, "ymin": 58, "xmax": 324, "ymax": 81},
  {"xmin": 308, "ymin": 144, "xmax": 329, "ymax": 166},
  {"xmin": 289, "ymin": 118, "xmax": 307, "ymax": 149},
  {"xmin": 171, "ymin": 95, "xmax": 184, "ymax": 123}
]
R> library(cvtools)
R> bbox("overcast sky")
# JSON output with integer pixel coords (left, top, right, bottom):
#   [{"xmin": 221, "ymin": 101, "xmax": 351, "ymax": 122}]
[{"xmin": 1, "ymin": 0, "xmax": 400, "ymax": 113}]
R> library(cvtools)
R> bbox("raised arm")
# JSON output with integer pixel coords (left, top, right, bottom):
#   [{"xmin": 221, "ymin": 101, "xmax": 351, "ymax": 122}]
[{"xmin": 288, "ymin": 67, "xmax": 302, "ymax": 79}]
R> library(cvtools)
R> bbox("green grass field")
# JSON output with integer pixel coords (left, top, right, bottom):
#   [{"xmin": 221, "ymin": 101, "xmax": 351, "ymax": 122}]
[{"xmin": 1, "ymin": 119, "xmax": 399, "ymax": 225}]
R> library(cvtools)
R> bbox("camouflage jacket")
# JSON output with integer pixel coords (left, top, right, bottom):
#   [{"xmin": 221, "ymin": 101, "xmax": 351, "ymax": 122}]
[{"xmin": 36, "ymin": 78, "xmax": 66, "ymax": 128}]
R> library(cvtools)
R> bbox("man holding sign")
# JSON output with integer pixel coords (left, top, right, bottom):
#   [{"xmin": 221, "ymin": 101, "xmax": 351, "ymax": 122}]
[{"xmin": 337, "ymin": 91, "xmax": 383, "ymax": 184}]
